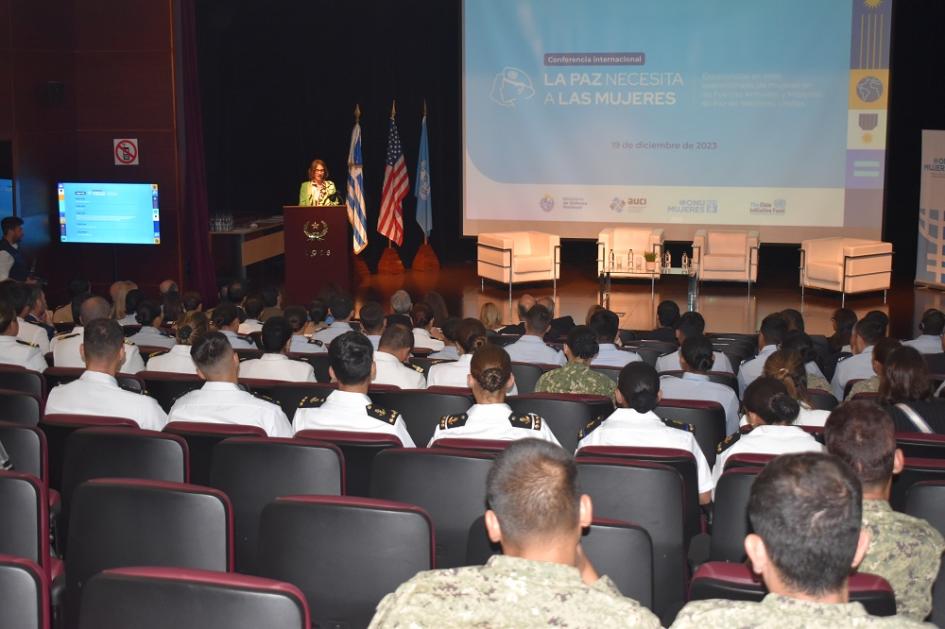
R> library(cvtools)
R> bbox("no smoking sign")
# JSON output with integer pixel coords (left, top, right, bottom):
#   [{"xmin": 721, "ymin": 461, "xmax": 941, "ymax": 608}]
[{"xmin": 113, "ymin": 138, "xmax": 139, "ymax": 166}]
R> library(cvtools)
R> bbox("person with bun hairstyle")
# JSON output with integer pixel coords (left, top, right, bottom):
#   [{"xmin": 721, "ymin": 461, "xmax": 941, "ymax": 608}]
[
  {"xmin": 762, "ymin": 349, "xmax": 830, "ymax": 427},
  {"xmin": 210, "ymin": 301, "xmax": 256, "ymax": 349},
  {"xmin": 127, "ymin": 300, "xmax": 176, "ymax": 349},
  {"xmin": 0, "ymin": 299, "xmax": 47, "ymax": 372},
  {"xmin": 146, "ymin": 311, "xmax": 208, "ymax": 374},
  {"xmin": 577, "ymin": 362, "xmax": 713, "ymax": 504},
  {"xmin": 780, "ymin": 330, "xmax": 830, "ymax": 391},
  {"xmin": 712, "ymin": 376, "xmax": 822, "ymax": 485},
  {"xmin": 658, "ymin": 334, "xmax": 740, "ymax": 434},
  {"xmin": 426, "ymin": 318, "xmax": 518, "ymax": 394},
  {"xmin": 427, "ymin": 344, "xmax": 557, "ymax": 446}
]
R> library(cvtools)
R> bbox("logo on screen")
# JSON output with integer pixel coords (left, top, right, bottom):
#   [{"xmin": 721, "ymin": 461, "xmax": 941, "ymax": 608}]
[
  {"xmin": 539, "ymin": 195, "xmax": 555, "ymax": 212},
  {"xmin": 610, "ymin": 197, "xmax": 625, "ymax": 213},
  {"xmin": 856, "ymin": 76, "xmax": 884, "ymax": 103},
  {"xmin": 490, "ymin": 67, "xmax": 535, "ymax": 107}
]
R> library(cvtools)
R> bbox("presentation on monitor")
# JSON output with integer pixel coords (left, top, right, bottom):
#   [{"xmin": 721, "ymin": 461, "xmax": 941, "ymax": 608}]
[
  {"xmin": 57, "ymin": 182, "xmax": 161, "ymax": 245},
  {"xmin": 462, "ymin": 0, "xmax": 892, "ymax": 243}
]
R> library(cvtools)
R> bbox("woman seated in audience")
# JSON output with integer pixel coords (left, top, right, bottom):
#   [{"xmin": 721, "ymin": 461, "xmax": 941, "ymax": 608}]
[
  {"xmin": 479, "ymin": 301, "xmax": 503, "ymax": 332},
  {"xmin": 423, "ymin": 291, "xmax": 450, "ymax": 331},
  {"xmin": 713, "ymin": 376, "xmax": 822, "ymax": 485},
  {"xmin": 302, "ymin": 298, "xmax": 328, "ymax": 336},
  {"xmin": 879, "ymin": 345, "xmax": 945, "ymax": 433},
  {"xmin": 847, "ymin": 337, "xmax": 900, "ymax": 400},
  {"xmin": 410, "ymin": 302, "xmax": 445, "ymax": 351},
  {"xmin": 128, "ymin": 300, "xmax": 176, "ymax": 349},
  {"xmin": 146, "ymin": 311, "xmax": 208, "ymax": 374},
  {"xmin": 427, "ymin": 343, "xmax": 558, "ymax": 446},
  {"xmin": 762, "ymin": 350, "xmax": 830, "ymax": 427},
  {"xmin": 427, "ymin": 318, "xmax": 517, "ymax": 394},
  {"xmin": 161, "ymin": 290, "xmax": 182, "ymax": 326},
  {"xmin": 827, "ymin": 307, "xmax": 857, "ymax": 354},
  {"xmin": 110, "ymin": 280, "xmax": 137, "ymax": 323},
  {"xmin": 0, "ymin": 300, "xmax": 47, "ymax": 372},
  {"xmin": 780, "ymin": 330, "xmax": 829, "ymax": 390}
]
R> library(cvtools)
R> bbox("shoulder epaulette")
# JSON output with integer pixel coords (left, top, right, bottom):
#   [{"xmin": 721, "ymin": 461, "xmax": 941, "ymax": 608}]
[
  {"xmin": 238, "ymin": 354, "xmax": 255, "ymax": 362},
  {"xmin": 251, "ymin": 390, "xmax": 277, "ymax": 404},
  {"xmin": 439, "ymin": 412, "xmax": 469, "ymax": 430},
  {"xmin": 407, "ymin": 363, "xmax": 425, "ymax": 373},
  {"xmin": 578, "ymin": 414, "xmax": 606, "ymax": 439},
  {"xmin": 307, "ymin": 338, "xmax": 324, "ymax": 347},
  {"xmin": 717, "ymin": 432, "xmax": 741, "ymax": 453},
  {"xmin": 739, "ymin": 356, "xmax": 753, "ymax": 366},
  {"xmin": 56, "ymin": 332, "xmax": 78, "ymax": 340},
  {"xmin": 509, "ymin": 412, "xmax": 543, "ymax": 431},
  {"xmin": 15, "ymin": 339, "xmax": 38, "ymax": 348},
  {"xmin": 124, "ymin": 339, "xmax": 136, "ymax": 346},
  {"xmin": 662, "ymin": 418, "xmax": 695, "ymax": 433},
  {"xmin": 298, "ymin": 395, "xmax": 326, "ymax": 409},
  {"xmin": 367, "ymin": 404, "xmax": 400, "ymax": 425},
  {"xmin": 146, "ymin": 350, "xmax": 167, "ymax": 360}
]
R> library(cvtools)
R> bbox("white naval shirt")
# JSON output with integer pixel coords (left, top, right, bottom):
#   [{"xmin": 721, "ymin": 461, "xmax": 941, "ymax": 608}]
[
  {"xmin": 576, "ymin": 407, "xmax": 714, "ymax": 494},
  {"xmin": 366, "ymin": 334, "xmax": 382, "ymax": 351},
  {"xmin": 659, "ymin": 372, "xmax": 741, "ymax": 435},
  {"xmin": 903, "ymin": 334, "xmax": 943, "ymax": 355},
  {"xmin": 426, "ymin": 355, "xmax": 518, "ymax": 395},
  {"xmin": 831, "ymin": 346, "xmax": 876, "ymax": 400},
  {"xmin": 712, "ymin": 424, "xmax": 823, "ymax": 485},
  {"xmin": 237, "ymin": 319, "xmax": 263, "ymax": 335},
  {"xmin": 45, "ymin": 370, "xmax": 167, "ymax": 430},
  {"xmin": 412, "ymin": 328, "xmax": 445, "ymax": 352},
  {"xmin": 220, "ymin": 329, "xmax": 256, "ymax": 350},
  {"xmin": 50, "ymin": 326, "xmax": 145, "ymax": 374},
  {"xmin": 738, "ymin": 402, "xmax": 830, "ymax": 429},
  {"xmin": 127, "ymin": 326, "xmax": 176, "ymax": 349},
  {"xmin": 292, "ymin": 389, "xmax": 416, "ymax": 447},
  {"xmin": 427, "ymin": 402, "xmax": 560, "ymax": 447},
  {"xmin": 289, "ymin": 334, "xmax": 326, "ymax": 354},
  {"xmin": 16, "ymin": 317, "xmax": 49, "ymax": 355},
  {"xmin": 590, "ymin": 343, "xmax": 642, "ymax": 368},
  {"xmin": 655, "ymin": 349, "xmax": 733, "ymax": 374},
  {"xmin": 429, "ymin": 345, "xmax": 460, "ymax": 360},
  {"xmin": 117, "ymin": 314, "xmax": 138, "ymax": 326},
  {"xmin": 312, "ymin": 321, "xmax": 354, "ymax": 346},
  {"xmin": 736, "ymin": 344, "xmax": 777, "ymax": 396},
  {"xmin": 167, "ymin": 381, "xmax": 292, "ymax": 437},
  {"xmin": 146, "ymin": 344, "xmax": 197, "ymax": 375},
  {"xmin": 503, "ymin": 335, "xmax": 566, "ymax": 366},
  {"xmin": 0, "ymin": 335, "xmax": 47, "ymax": 372},
  {"xmin": 373, "ymin": 351, "xmax": 426, "ymax": 389},
  {"xmin": 0, "ymin": 244, "xmax": 16, "ymax": 281},
  {"xmin": 238, "ymin": 353, "xmax": 316, "ymax": 383}
]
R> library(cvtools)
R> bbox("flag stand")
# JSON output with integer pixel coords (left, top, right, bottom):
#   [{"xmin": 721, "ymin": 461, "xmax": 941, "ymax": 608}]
[
  {"xmin": 378, "ymin": 238, "xmax": 405, "ymax": 274},
  {"xmin": 353, "ymin": 255, "xmax": 371, "ymax": 278},
  {"xmin": 411, "ymin": 235, "xmax": 440, "ymax": 271}
]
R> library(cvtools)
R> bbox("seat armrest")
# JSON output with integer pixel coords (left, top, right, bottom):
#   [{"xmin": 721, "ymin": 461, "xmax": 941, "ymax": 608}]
[{"xmin": 478, "ymin": 233, "xmax": 514, "ymax": 251}]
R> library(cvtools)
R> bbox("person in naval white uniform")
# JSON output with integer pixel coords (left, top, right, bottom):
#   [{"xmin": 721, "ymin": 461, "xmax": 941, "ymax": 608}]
[
  {"xmin": 313, "ymin": 294, "xmax": 356, "ymax": 346},
  {"xmin": 831, "ymin": 317, "xmax": 885, "ymax": 400},
  {"xmin": 373, "ymin": 323, "xmax": 426, "ymax": 389},
  {"xmin": 0, "ymin": 281, "xmax": 50, "ymax": 354},
  {"xmin": 127, "ymin": 300, "xmax": 176, "ymax": 349},
  {"xmin": 0, "ymin": 300, "xmax": 47, "ymax": 372},
  {"xmin": 502, "ymin": 304, "xmax": 565, "ymax": 366},
  {"xmin": 410, "ymin": 302, "xmax": 445, "ymax": 352},
  {"xmin": 238, "ymin": 316, "xmax": 315, "ymax": 383},
  {"xmin": 737, "ymin": 312, "xmax": 788, "ymax": 397},
  {"xmin": 50, "ymin": 296, "xmax": 145, "ymax": 373},
  {"xmin": 427, "ymin": 318, "xmax": 518, "ymax": 395},
  {"xmin": 45, "ymin": 318, "xmax": 166, "ymax": 430},
  {"xmin": 167, "ymin": 331, "xmax": 291, "ymax": 437},
  {"xmin": 147, "ymin": 311, "xmax": 208, "ymax": 374},
  {"xmin": 293, "ymin": 331, "xmax": 415, "ymax": 446},
  {"xmin": 902, "ymin": 308, "xmax": 944, "ymax": 355},
  {"xmin": 577, "ymin": 361, "xmax": 713, "ymax": 504},
  {"xmin": 428, "ymin": 344, "xmax": 558, "ymax": 447},
  {"xmin": 237, "ymin": 295, "xmax": 265, "ymax": 335},
  {"xmin": 210, "ymin": 302, "xmax": 256, "ymax": 350},
  {"xmin": 655, "ymin": 311, "xmax": 732, "ymax": 374},
  {"xmin": 588, "ymin": 309, "xmax": 641, "ymax": 367}
]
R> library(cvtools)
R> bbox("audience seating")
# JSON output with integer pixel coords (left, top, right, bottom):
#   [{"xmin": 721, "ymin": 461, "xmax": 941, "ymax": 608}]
[
  {"xmin": 510, "ymin": 362, "xmax": 549, "ymax": 394},
  {"xmin": 477, "ymin": 231, "xmax": 560, "ymax": 297},
  {"xmin": 0, "ymin": 388, "xmax": 41, "ymax": 426},
  {"xmin": 209, "ymin": 437, "xmax": 344, "ymax": 573},
  {"xmin": 597, "ymin": 226, "xmax": 664, "ymax": 280},
  {"xmin": 137, "ymin": 372, "xmax": 204, "ymax": 412},
  {"xmin": 507, "ymin": 393, "xmax": 613, "ymax": 453},
  {"xmin": 693, "ymin": 229, "xmax": 759, "ymax": 285},
  {"xmin": 66, "ymin": 479, "xmax": 233, "ymax": 627},
  {"xmin": 294, "ymin": 429, "xmax": 402, "ymax": 496},
  {"xmin": 79, "ymin": 567, "xmax": 310, "ymax": 629},
  {"xmin": 0, "ymin": 367, "xmax": 44, "ymax": 399},
  {"xmin": 891, "ymin": 457, "xmax": 945, "ymax": 511},
  {"xmin": 576, "ymin": 457, "xmax": 686, "ymax": 623},
  {"xmin": 257, "ymin": 496, "xmax": 434, "ymax": 628},
  {"xmin": 367, "ymin": 388, "xmax": 474, "ymax": 447},
  {"xmin": 925, "ymin": 352, "xmax": 945, "ymax": 375},
  {"xmin": 590, "ymin": 365, "xmax": 622, "ymax": 382},
  {"xmin": 0, "ymin": 472, "xmax": 58, "ymax": 582},
  {"xmin": 163, "ymin": 421, "xmax": 266, "ymax": 486},
  {"xmin": 654, "ymin": 399, "xmax": 727, "ymax": 468},
  {"xmin": 708, "ymin": 466, "xmax": 763, "ymax": 562},
  {"xmin": 800, "ymin": 237, "xmax": 892, "ymax": 306},
  {"xmin": 43, "ymin": 367, "xmax": 142, "ymax": 394},
  {"xmin": 0, "ymin": 422, "xmax": 46, "ymax": 482},
  {"xmin": 690, "ymin": 562, "xmax": 896, "ymax": 617},
  {"xmin": 905, "ymin": 481, "xmax": 945, "ymax": 537},
  {"xmin": 0, "ymin": 555, "xmax": 49, "ymax": 629},
  {"xmin": 722, "ymin": 452, "xmax": 775, "ymax": 472},
  {"xmin": 808, "ymin": 388, "xmax": 839, "ymax": 411},
  {"xmin": 243, "ymin": 381, "xmax": 336, "ymax": 418},
  {"xmin": 287, "ymin": 353, "xmax": 331, "ymax": 383},
  {"xmin": 40, "ymin": 414, "xmax": 138, "ymax": 492},
  {"xmin": 657, "ymin": 370, "xmax": 738, "ymax": 393},
  {"xmin": 369, "ymin": 448, "xmax": 495, "ymax": 568},
  {"xmin": 896, "ymin": 433, "xmax": 945, "ymax": 459},
  {"xmin": 431, "ymin": 438, "xmax": 511, "ymax": 452}
]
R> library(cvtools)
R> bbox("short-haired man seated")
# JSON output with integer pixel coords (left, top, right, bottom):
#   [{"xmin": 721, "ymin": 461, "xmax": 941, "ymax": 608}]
[
  {"xmin": 534, "ymin": 325, "xmax": 615, "ymax": 397},
  {"xmin": 238, "ymin": 316, "xmax": 315, "ymax": 382},
  {"xmin": 313, "ymin": 294, "xmax": 355, "ymax": 346},
  {"xmin": 45, "ymin": 318, "xmax": 167, "ymax": 430},
  {"xmin": 359, "ymin": 301, "xmax": 386, "ymax": 350},
  {"xmin": 671, "ymin": 452, "xmax": 926, "ymax": 628},
  {"xmin": 503, "ymin": 304, "xmax": 566, "ymax": 366},
  {"xmin": 167, "ymin": 331, "xmax": 292, "ymax": 437},
  {"xmin": 51, "ymin": 295, "xmax": 146, "ymax": 373},
  {"xmin": 588, "ymin": 309, "xmax": 642, "ymax": 367},
  {"xmin": 369, "ymin": 438, "xmax": 660, "ymax": 628},
  {"xmin": 826, "ymin": 401, "xmax": 945, "ymax": 621},
  {"xmin": 293, "ymin": 331, "xmax": 415, "ymax": 446},
  {"xmin": 372, "ymin": 323, "xmax": 426, "ymax": 390}
]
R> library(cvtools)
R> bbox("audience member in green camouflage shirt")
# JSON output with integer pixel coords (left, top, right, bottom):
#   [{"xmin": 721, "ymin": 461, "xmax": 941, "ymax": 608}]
[{"xmin": 535, "ymin": 325, "xmax": 616, "ymax": 397}]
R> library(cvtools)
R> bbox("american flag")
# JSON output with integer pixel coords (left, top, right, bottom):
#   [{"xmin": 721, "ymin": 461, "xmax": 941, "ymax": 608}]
[{"xmin": 377, "ymin": 111, "xmax": 408, "ymax": 246}]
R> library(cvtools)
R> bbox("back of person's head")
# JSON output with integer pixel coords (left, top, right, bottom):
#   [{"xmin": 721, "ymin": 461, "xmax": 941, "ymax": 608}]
[
  {"xmin": 0, "ymin": 281, "xmax": 27, "ymax": 316},
  {"xmin": 780, "ymin": 330, "xmax": 818, "ymax": 365},
  {"xmin": 1, "ymin": 215, "xmax": 22, "ymax": 235},
  {"xmin": 763, "ymin": 350, "xmax": 809, "ymax": 403},
  {"xmin": 854, "ymin": 318, "xmax": 885, "ymax": 346},
  {"xmin": 283, "ymin": 305, "xmax": 308, "ymax": 332},
  {"xmin": 748, "ymin": 452, "xmax": 862, "ymax": 596},
  {"xmin": 182, "ymin": 290, "xmax": 203, "ymax": 312},
  {"xmin": 456, "ymin": 318, "xmax": 488, "ymax": 354},
  {"xmin": 71, "ymin": 292, "xmax": 91, "ymax": 323},
  {"xmin": 135, "ymin": 300, "xmax": 162, "ymax": 326},
  {"xmin": 760, "ymin": 313, "xmax": 788, "ymax": 346},
  {"xmin": 387, "ymin": 313, "xmax": 412, "ymax": 329},
  {"xmin": 191, "ymin": 331, "xmax": 234, "ymax": 378},
  {"xmin": 162, "ymin": 291, "xmax": 182, "ymax": 324},
  {"xmin": 524, "ymin": 304, "xmax": 552, "ymax": 335},
  {"xmin": 423, "ymin": 291, "xmax": 449, "ymax": 327},
  {"xmin": 260, "ymin": 316, "xmax": 293, "ymax": 353},
  {"xmin": 516, "ymin": 294, "xmax": 535, "ymax": 321},
  {"xmin": 243, "ymin": 295, "xmax": 265, "ymax": 319},
  {"xmin": 390, "ymin": 290, "xmax": 412, "ymax": 315},
  {"xmin": 68, "ymin": 278, "xmax": 91, "ymax": 299},
  {"xmin": 565, "ymin": 325, "xmax": 598, "ymax": 360},
  {"xmin": 308, "ymin": 298, "xmax": 327, "ymax": 324},
  {"xmin": 329, "ymin": 294, "xmax": 353, "ymax": 320},
  {"xmin": 226, "ymin": 280, "xmax": 247, "ymax": 304},
  {"xmin": 328, "ymin": 331, "xmax": 373, "ymax": 385},
  {"xmin": 537, "ymin": 296, "xmax": 555, "ymax": 313},
  {"xmin": 486, "ymin": 438, "xmax": 580, "ymax": 548},
  {"xmin": 260, "ymin": 285, "xmax": 280, "ymax": 308},
  {"xmin": 82, "ymin": 318, "xmax": 124, "ymax": 364},
  {"xmin": 863, "ymin": 310, "xmax": 889, "ymax": 336},
  {"xmin": 920, "ymin": 308, "xmax": 945, "ymax": 336},
  {"xmin": 825, "ymin": 401, "xmax": 896, "ymax": 492},
  {"xmin": 124, "ymin": 288, "xmax": 144, "ymax": 317},
  {"xmin": 410, "ymin": 302, "xmax": 434, "ymax": 329},
  {"xmin": 617, "ymin": 362, "xmax": 660, "ymax": 413},
  {"xmin": 656, "ymin": 300, "xmax": 680, "ymax": 327},
  {"xmin": 0, "ymin": 299, "xmax": 15, "ymax": 335},
  {"xmin": 780, "ymin": 308, "xmax": 805, "ymax": 333},
  {"xmin": 588, "ymin": 309, "xmax": 619, "ymax": 343},
  {"xmin": 675, "ymin": 311, "xmax": 705, "ymax": 340},
  {"xmin": 79, "ymin": 295, "xmax": 111, "ymax": 325},
  {"xmin": 585, "ymin": 304, "xmax": 604, "ymax": 326},
  {"xmin": 833, "ymin": 307, "xmax": 857, "ymax": 333},
  {"xmin": 743, "ymin": 376, "xmax": 800, "ymax": 425},
  {"xmin": 479, "ymin": 302, "xmax": 502, "ymax": 330},
  {"xmin": 872, "ymin": 337, "xmax": 901, "ymax": 368},
  {"xmin": 879, "ymin": 345, "xmax": 931, "ymax": 404},
  {"xmin": 470, "ymin": 344, "xmax": 512, "ymax": 393},
  {"xmin": 26, "ymin": 284, "xmax": 44, "ymax": 312},
  {"xmin": 359, "ymin": 301, "xmax": 385, "ymax": 333},
  {"xmin": 379, "ymin": 323, "xmax": 414, "ymax": 353},
  {"xmin": 680, "ymin": 335, "xmax": 714, "ymax": 372},
  {"xmin": 441, "ymin": 316, "xmax": 462, "ymax": 344},
  {"xmin": 211, "ymin": 302, "xmax": 239, "ymax": 329},
  {"xmin": 175, "ymin": 310, "xmax": 208, "ymax": 346}
]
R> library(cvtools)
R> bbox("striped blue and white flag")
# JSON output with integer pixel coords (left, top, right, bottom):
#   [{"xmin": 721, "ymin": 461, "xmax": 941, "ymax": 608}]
[
  {"xmin": 346, "ymin": 113, "xmax": 368, "ymax": 254},
  {"xmin": 414, "ymin": 112, "xmax": 432, "ymax": 238}
]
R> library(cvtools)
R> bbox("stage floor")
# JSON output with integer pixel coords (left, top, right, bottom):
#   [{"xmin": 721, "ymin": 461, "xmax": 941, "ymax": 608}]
[{"xmin": 352, "ymin": 262, "xmax": 945, "ymax": 340}]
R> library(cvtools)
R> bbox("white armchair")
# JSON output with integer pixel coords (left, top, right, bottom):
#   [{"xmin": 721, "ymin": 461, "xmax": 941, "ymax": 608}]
[
  {"xmin": 692, "ymin": 230, "xmax": 759, "ymax": 285},
  {"xmin": 597, "ymin": 227, "xmax": 664, "ymax": 279},
  {"xmin": 477, "ymin": 231, "xmax": 560, "ymax": 298},
  {"xmin": 800, "ymin": 237, "xmax": 892, "ymax": 306}
]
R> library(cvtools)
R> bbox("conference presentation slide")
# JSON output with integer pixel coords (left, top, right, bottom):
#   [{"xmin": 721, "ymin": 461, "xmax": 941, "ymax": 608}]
[
  {"xmin": 58, "ymin": 182, "xmax": 161, "ymax": 245},
  {"xmin": 463, "ymin": 0, "xmax": 891, "ymax": 242}
]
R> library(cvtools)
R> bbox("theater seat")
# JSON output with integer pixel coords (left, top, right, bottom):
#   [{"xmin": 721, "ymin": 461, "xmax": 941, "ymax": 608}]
[
  {"xmin": 800, "ymin": 237, "xmax": 892, "ymax": 306},
  {"xmin": 0, "ymin": 367, "xmax": 44, "ymax": 400},
  {"xmin": 0, "ymin": 388, "xmax": 41, "ymax": 426},
  {"xmin": 895, "ymin": 433, "xmax": 945, "ymax": 459},
  {"xmin": 0, "ymin": 555, "xmax": 49, "ymax": 629},
  {"xmin": 137, "ymin": 371, "xmax": 204, "ymax": 412},
  {"xmin": 295, "ymin": 429, "xmax": 402, "ymax": 497},
  {"xmin": 40, "ymin": 414, "xmax": 138, "ymax": 493},
  {"xmin": 431, "ymin": 438, "xmax": 510, "ymax": 453},
  {"xmin": 709, "ymin": 466, "xmax": 762, "ymax": 562},
  {"xmin": 891, "ymin": 457, "xmax": 945, "ymax": 511},
  {"xmin": 654, "ymin": 399, "xmax": 726, "ymax": 467},
  {"xmin": 367, "ymin": 389, "xmax": 473, "ymax": 447},
  {"xmin": 0, "ymin": 472, "xmax": 59, "ymax": 582},
  {"xmin": 79, "ymin": 567, "xmax": 309, "ymax": 629},
  {"xmin": 163, "ymin": 421, "xmax": 266, "ymax": 486},
  {"xmin": 508, "ymin": 393, "xmax": 614, "ymax": 453}
]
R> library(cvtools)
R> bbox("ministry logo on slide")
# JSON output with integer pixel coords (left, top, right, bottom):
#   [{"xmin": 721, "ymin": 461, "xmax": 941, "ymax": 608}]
[
  {"xmin": 539, "ymin": 194, "xmax": 555, "ymax": 212},
  {"xmin": 490, "ymin": 67, "xmax": 535, "ymax": 107}
]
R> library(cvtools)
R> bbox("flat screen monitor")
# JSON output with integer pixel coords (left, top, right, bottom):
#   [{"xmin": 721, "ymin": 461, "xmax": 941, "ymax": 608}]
[
  {"xmin": 0, "ymin": 179, "xmax": 12, "ymax": 215},
  {"xmin": 57, "ymin": 182, "xmax": 160, "ymax": 245}
]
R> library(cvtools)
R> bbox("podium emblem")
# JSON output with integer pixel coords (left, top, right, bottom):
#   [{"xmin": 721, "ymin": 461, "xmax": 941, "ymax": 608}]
[{"xmin": 303, "ymin": 220, "xmax": 329, "ymax": 241}]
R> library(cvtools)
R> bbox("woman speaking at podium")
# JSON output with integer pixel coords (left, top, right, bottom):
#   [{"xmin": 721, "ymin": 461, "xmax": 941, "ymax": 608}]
[{"xmin": 298, "ymin": 158, "xmax": 339, "ymax": 206}]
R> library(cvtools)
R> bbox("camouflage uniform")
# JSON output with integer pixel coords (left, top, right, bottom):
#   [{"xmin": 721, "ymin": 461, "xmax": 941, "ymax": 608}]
[
  {"xmin": 858, "ymin": 499, "xmax": 945, "ymax": 621},
  {"xmin": 368, "ymin": 554, "xmax": 660, "ymax": 629},
  {"xmin": 534, "ymin": 362, "xmax": 616, "ymax": 397},
  {"xmin": 807, "ymin": 372, "xmax": 832, "ymax": 394},
  {"xmin": 671, "ymin": 593, "xmax": 927, "ymax": 628},
  {"xmin": 846, "ymin": 375, "xmax": 880, "ymax": 400}
]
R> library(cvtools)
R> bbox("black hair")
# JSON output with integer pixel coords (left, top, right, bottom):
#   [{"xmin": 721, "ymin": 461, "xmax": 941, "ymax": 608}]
[
  {"xmin": 124, "ymin": 288, "xmax": 144, "ymax": 316},
  {"xmin": 780, "ymin": 308, "xmax": 805, "ymax": 332},
  {"xmin": 260, "ymin": 285, "xmax": 280, "ymax": 308},
  {"xmin": 441, "ymin": 316, "xmax": 462, "ymax": 343},
  {"xmin": 656, "ymin": 300, "xmax": 680, "ymax": 327},
  {"xmin": 283, "ymin": 305, "xmax": 308, "ymax": 332},
  {"xmin": 588, "ymin": 309, "xmax": 619, "ymax": 343},
  {"xmin": 328, "ymin": 331, "xmax": 373, "ymax": 385},
  {"xmin": 825, "ymin": 401, "xmax": 896, "ymax": 490},
  {"xmin": 760, "ymin": 313, "xmax": 788, "ymax": 346},
  {"xmin": 191, "ymin": 330, "xmax": 233, "ymax": 372},
  {"xmin": 243, "ymin": 295, "xmax": 265, "ymax": 319},
  {"xmin": 0, "ymin": 281, "xmax": 28, "ymax": 314},
  {"xmin": 410, "ymin": 302, "xmax": 435, "ymax": 329},
  {"xmin": 854, "ymin": 318, "xmax": 885, "ymax": 346},
  {"xmin": 780, "ymin": 330, "xmax": 818, "ymax": 365},
  {"xmin": 565, "ymin": 325, "xmax": 599, "ymax": 360},
  {"xmin": 226, "ymin": 279, "xmax": 247, "ymax": 304},
  {"xmin": 470, "ymin": 344, "xmax": 512, "ymax": 393},
  {"xmin": 211, "ymin": 302, "xmax": 240, "ymax": 329},
  {"xmin": 329, "ymin": 294, "xmax": 353, "ymax": 320},
  {"xmin": 0, "ymin": 299, "xmax": 15, "ymax": 335},
  {"xmin": 307, "ymin": 298, "xmax": 327, "ymax": 324},
  {"xmin": 680, "ymin": 335, "xmax": 715, "ymax": 372},
  {"xmin": 920, "ymin": 308, "xmax": 945, "ymax": 336},
  {"xmin": 135, "ymin": 300, "xmax": 162, "ymax": 326},
  {"xmin": 379, "ymin": 322, "xmax": 414, "ymax": 352},
  {"xmin": 617, "ymin": 362, "xmax": 660, "ymax": 413},
  {"xmin": 457, "ymin": 318, "xmax": 489, "ymax": 354},
  {"xmin": 359, "ymin": 301, "xmax": 385, "ymax": 333},
  {"xmin": 182, "ymin": 290, "xmax": 203, "ymax": 312},
  {"xmin": 162, "ymin": 291, "xmax": 182, "ymax": 324},
  {"xmin": 1, "ymin": 216, "xmax": 23, "ymax": 235},
  {"xmin": 82, "ymin": 318, "xmax": 124, "ymax": 362},
  {"xmin": 68, "ymin": 279, "xmax": 91, "ymax": 299},
  {"xmin": 742, "ymin": 376, "xmax": 800, "ymax": 425},
  {"xmin": 863, "ymin": 310, "xmax": 889, "ymax": 336},
  {"xmin": 675, "ymin": 311, "xmax": 705, "ymax": 340},
  {"xmin": 525, "ymin": 304, "xmax": 552, "ymax": 335},
  {"xmin": 260, "ymin": 316, "xmax": 293, "ymax": 353}
]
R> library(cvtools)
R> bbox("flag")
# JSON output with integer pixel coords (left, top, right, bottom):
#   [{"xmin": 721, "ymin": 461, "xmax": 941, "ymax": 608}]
[
  {"xmin": 377, "ymin": 106, "xmax": 408, "ymax": 246},
  {"xmin": 346, "ymin": 114, "xmax": 368, "ymax": 254},
  {"xmin": 414, "ymin": 111, "xmax": 432, "ymax": 238}
]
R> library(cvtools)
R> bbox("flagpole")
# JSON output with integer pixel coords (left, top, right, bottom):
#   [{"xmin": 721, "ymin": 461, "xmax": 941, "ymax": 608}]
[{"xmin": 422, "ymin": 99, "xmax": 428, "ymax": 246}]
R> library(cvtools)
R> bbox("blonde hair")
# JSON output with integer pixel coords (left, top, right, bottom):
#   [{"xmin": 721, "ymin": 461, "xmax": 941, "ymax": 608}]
[
  {"xmin": 480, "ymin": 302, "xmax": 502, "ymax": 330},
  {"xmin": 112, "ymin": 280, "xmax": 138, "ymax": 319},
  {"xmin": 763, "ymin": 350, "xmax": 810, "ymax": 405}
]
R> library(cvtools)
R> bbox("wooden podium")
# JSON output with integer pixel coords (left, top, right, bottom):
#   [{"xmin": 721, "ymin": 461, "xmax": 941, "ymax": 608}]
[{"xmin": 283, "ymin": 205, "xmax": 353, "ymax": 305}]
